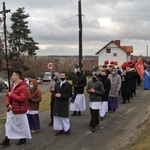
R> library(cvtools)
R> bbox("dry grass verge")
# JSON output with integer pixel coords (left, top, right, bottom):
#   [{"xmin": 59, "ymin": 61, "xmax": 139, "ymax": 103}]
[{"xmin": 129, "ymin": 121, "xmax": 150, "ymax": 150}]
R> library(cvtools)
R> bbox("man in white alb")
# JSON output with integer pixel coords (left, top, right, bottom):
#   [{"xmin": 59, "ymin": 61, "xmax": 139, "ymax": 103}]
[{"xmin": 0, "ymin": 70, "xmax": 31, "ymax": 148}]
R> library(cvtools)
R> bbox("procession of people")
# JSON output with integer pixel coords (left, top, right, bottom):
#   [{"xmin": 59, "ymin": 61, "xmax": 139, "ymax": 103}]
[{"xmin": 0, "ymin": 59, "xmax": 145, "ymax": 147}]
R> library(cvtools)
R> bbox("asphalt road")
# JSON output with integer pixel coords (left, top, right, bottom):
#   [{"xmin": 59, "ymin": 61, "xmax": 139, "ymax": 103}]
[{"xmin": 0, "ymin": 85, "xmax": 150, "ymax": 150}]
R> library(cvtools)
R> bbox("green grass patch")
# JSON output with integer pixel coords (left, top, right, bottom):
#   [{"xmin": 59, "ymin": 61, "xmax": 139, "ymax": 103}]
[
  {"xmin": 0, "ymin": 115, "xmax": 6, "ymax": 124},
  {"xmin": 39, "ymin": 91, "xmax": 50, "ymax": 112},
  {"xmin": 0, "ymin": 118, "xmax": 6, "ymax": 124}
]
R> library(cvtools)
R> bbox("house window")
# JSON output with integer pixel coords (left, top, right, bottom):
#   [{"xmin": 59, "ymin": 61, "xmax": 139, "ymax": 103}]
[
  {"xmin": 106, "ymin": 48, "xmax": 111, "ymax": 53},
  {"xmin": 113, "ymin": 53, "xmax": 117, "ymax": 57}
]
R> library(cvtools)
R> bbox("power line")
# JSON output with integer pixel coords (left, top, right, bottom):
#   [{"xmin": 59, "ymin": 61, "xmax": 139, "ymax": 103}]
[
  {"xmin": 68, "ymin": 1, "xmax": 114, "ymax": 40},
  {"xmin": 84, "ymin": 13, "xmax": 150, "ymax": 18},
  {"xmin": 69, "ymin": 0, "xmax": 77, "ymax": 10},
  {"xmin": 83, "ymin": 15, "xmax": 113, "ymax": 40},
  {"xmin": 31, "ymin": 15, "xmax": 77, "ymax": 32}
]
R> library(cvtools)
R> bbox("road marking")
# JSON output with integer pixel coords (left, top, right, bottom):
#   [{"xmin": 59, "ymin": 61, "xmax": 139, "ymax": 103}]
[
  {"xmin": 123, "ymin": 105, "xmax": 136, "ymax": 115},
  {"xmin": 97, "ymin": 106, "xmax": 136, "ymax": 130},
  {"xmin": 86, "ymin": 131, "xmax": 91, "ymax": 135},
  {"xmin": 100, "ymin": 123, "xmax": 108, "ymax": 129}
]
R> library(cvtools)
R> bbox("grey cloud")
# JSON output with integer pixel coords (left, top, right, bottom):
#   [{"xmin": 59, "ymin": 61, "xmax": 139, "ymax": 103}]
[{"xmin": 1, "ymin": 0, "xmax": 150, "ymax": 57}]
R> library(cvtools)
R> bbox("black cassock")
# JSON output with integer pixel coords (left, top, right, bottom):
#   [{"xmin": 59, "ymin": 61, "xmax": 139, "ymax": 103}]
[{"xmin": 53, "ymin": 81, "xmax": 72, "ymax": 118}]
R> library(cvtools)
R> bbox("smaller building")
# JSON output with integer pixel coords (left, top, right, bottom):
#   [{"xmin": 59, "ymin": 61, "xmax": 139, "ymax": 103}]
[{"xmin": 95, "ymin": 40, "xmax": 133, "ymax": 68}]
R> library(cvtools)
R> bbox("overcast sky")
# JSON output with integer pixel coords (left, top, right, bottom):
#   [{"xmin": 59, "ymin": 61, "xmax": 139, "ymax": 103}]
[{"xmin": 0, "ymin": 0, "xmax": 150, "ymax": 56}]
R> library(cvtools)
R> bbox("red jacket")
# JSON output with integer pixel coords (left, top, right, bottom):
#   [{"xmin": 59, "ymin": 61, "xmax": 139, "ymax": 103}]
[{"xmin": 5, "ymin": 79, "xmax": 29, "ymax": 114}]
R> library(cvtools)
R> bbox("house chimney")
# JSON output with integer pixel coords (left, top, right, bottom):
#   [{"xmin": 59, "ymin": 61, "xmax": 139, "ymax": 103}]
[{"xmin": 114, "ymin": 40, "xmax": 120, "ymax": 46}]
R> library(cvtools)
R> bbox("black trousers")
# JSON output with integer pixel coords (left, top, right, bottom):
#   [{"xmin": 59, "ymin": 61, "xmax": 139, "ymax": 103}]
[
  {"xmin": 89, "ymin": 108, "xmax": 99, "ymax": 128},
  {"xmin": 122, "ymin": 94, "xmax": 130, "ymax": 103},
  {"xmin": 50, "ymin": 101, "xmax": 55, "ymax": 122}
]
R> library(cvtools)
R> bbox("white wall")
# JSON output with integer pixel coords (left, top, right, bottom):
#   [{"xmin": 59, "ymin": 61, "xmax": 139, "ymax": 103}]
[{"xmin": 96, "ymin": 43, "xmax": 130, "ymax": 66}]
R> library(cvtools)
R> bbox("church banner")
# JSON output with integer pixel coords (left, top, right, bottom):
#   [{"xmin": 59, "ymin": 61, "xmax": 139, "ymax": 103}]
[{"xmin": 135, "ymin": 57, "xmax": 144, "ymax": 78}]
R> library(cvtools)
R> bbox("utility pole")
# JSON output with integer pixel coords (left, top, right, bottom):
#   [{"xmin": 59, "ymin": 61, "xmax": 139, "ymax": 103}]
[
  {"xmin": 0, "ymin": 2, "xmax": 11, "ymax": 91},
  {"xmin": 146, "ymin": 45, "xmax": 148, "ymax": 60},
  {"xmin": 0, "ymin": 35, "xmax": 2, "ymax": 71},
  {"xmin": 78, "ymin": 0, "xmax": 83, "ymax": 68}
]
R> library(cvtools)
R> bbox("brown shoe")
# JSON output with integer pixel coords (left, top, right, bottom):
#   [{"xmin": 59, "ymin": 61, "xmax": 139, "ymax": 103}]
[{"xmin": 31, "ymin": 130, "xmax": 39, "ymax": 134}]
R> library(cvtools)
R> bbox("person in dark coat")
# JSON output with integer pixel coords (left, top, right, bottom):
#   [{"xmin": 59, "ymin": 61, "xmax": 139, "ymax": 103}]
[
  {"xmin": 102, "ymin": 65, "xmax": 111, "ymax": 77},
  {"xmin": 70, "ymin": 67, "xmax": 87, "ymax": 116},
  {"xmin": 99, "ymin": 70, "xmax": 111, "ymax": 120},
  {"xmin": 87, "ymin": 71, "xmax": 105, "ymax": 132},
  {"xmin": 53, "ymin": 72, "xmax": 72, "ymax": 136},
  {"xmin": 49, "ymin": 72, "xmax": 60, "ymax": 126},
  {"xmin": 126, "ymin": 65, "xmax": 137, "ymax": 98},
  {"xmin": 121, "ymin": 68, "xmax": 132, "ymax": 104}
]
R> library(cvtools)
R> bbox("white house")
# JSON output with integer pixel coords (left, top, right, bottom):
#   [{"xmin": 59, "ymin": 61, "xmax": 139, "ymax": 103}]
[{"xmin": 95, "ymin": 40, "xmax": 133, "ymax": 67}]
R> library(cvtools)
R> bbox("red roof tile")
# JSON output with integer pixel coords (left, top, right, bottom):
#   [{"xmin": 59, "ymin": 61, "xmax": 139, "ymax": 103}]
[{"xmin": 96, "ymin": 40, "xmax": 133, "ymax": 54}]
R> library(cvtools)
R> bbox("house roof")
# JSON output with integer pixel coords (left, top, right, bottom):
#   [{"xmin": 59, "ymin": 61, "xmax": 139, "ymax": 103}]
[{"xmin": 95, "ymin": 40, "xmax": 133, "ymax": 54}]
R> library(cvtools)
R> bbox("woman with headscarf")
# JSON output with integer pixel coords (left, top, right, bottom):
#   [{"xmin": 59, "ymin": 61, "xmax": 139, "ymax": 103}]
[
  {"xmin": 108, "ymin": 68, "xmax": 122, "ymax": 113},
  {"xmin": 27, "ymin": 79, "xmax": 42, "ymax": 133}
]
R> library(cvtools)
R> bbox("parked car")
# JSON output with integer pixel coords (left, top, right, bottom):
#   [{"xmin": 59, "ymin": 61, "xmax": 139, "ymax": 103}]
[
  {"xmin": 24, "ymin": 77, "xmax": 31, "ymax": 86},
  {"xmin": 0, "ymin": 78, "xmax": 10, "ymax": 89},
  {"xmin": 43, "ymin": 72, "xmax": 51, "ymax": 82},
  {"xmin": 0, "ymin": 78, "xmax": 7, "ymax": 91},
  {"xmin": 36, "ymin": 77, "xmax": 43, "ymax": 84}
]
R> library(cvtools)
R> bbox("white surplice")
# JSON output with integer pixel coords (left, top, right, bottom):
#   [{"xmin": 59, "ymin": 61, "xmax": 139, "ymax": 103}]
[
  {"xmin": 53, "ymin": 116, "xmax": 70, "ymax": 132},
  {"xmin": 99, "ymin": 101, "xmax": 108, "ymax": 117},
  {"xmin": 5, "ymin": 110, "xmax": 32, "ymax": 139},
  {"xmin": 70, "ymin": 94, "xmax": 86, "ymax": 111},
  {"xmin": 89, "ymin": 101, "xmax": 101, "ymax": 110}
]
